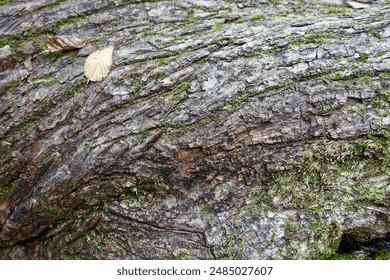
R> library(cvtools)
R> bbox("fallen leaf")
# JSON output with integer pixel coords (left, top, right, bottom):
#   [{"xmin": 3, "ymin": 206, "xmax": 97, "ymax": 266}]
[
  {"xmin": 346, "ymin": 1, "xmax": 371, "ymax": 9},
  {"xmin": 47, "ymin": 35, "xmax": 88, "ymax": 52},
  {"xmin": 224, "ymin": 14, "xmax": 241, "ymax": 23},
  {"xmin": 84, "ymin": 45, "xmax": 114, "ymax": 82}
]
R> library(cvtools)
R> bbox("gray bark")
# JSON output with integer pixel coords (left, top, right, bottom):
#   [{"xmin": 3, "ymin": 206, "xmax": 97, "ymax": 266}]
[{"xmin": 0, "ymin": 0, "xmax": 389, "ymax": 259}]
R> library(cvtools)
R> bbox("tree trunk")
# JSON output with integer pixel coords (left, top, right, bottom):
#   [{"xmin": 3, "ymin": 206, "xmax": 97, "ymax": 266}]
[{"xmin": 0, "ymin": 0, "xmax": 389, "ymax": 259}]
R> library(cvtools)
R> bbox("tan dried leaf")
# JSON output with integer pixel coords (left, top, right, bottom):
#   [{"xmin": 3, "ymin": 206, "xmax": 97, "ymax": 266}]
[
  {"xmin": 47, "ymin": 35, "xmax": 88, "ymax": 52},
  {"xmin": 345, "ymin": 1, "xmax": 370, "ymax": 9},
  {"xmin": 84, "ymin": 45, "xmax": 114, "ymax": 82}
]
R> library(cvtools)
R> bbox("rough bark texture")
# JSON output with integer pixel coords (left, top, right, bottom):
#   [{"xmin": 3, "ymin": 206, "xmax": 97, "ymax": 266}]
[{"xmin": 0, "ymin": 0, "xmax": 389, "ymax": 259}]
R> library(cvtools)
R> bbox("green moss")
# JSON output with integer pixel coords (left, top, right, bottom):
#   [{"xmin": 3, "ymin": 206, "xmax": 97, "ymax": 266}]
[
  {"xmin": 329, "ymin": 253, "xmax": 355, "ymax": 260},
  {"xmin": 198, "ymin": 111, "xmax": 215, "ymax": 125},
  {"xmin": 65, "ymin": 77, "xmax": 87, "ymax": 102},
  {"xmin": 368, "ymin": 28, "xmax": 382, "ymax": 40},
  {"xmin": 206, "ymin": 19, "xmax": 226, "ymax": 36},
  {"xmin": 250, "ymin": 129, "xmax": 389, "ymax": 258},
  {"xmin": 0, "ymin": 0, "xmax": 11, "ymax": 5},
  {"xmin": 16, "ymin": 99, "xmax": 56, "ymax": 133},
  {"xmin": 372, "ymin": 86, "xmax": 390, "ymax": 109},
  {"xmin": 156, "ymin": 56, "xmax": 172, "ymax": 66},
  {"xmin": 307, "ymin": 219, "xmax": 343, "ymax": 259},
  {"xmin": 52, "ymin": 14, "xmax": 88, "ymax": 29},
  {"xmin": 379, "ymin": 71, "xmax": 390, "ymax": 78},
  {"xmin": 325, "ymin": 4, "xmax": 350, "ymax": 14},
  {"xmin": 328, "ymin": 69, "xmax": 375, "ymax": 83},
  {"xmin": 374, "ymin": 14, "xmax": 385, "ymax": 22},
  {"xmin": 171, "ymin": 46, "xmax": 191, "ymax": 56},
  {"xmin": 249, "ymin": 27, "xmax": 256, "ymax": 36},
  {"xmin": 288, "ymin": 30, "xmax": 330, "ymax": 46},
  {"xmin": 376, "ymin": 249, "xmax": 390, "ymax": 260},
  {"xmin": 170, "ymin": 82, "xmax": 190, "ymax": 93},
  {"xmin": 221, "ymin": 234, "xmax": 240, "ymax": 258},
  {"xmin": 222, "ymin": 92, "xmax": 250, "ymax": 111},
  {"xmin": 30, "ymin": 72, "xmax": 66, "ymax": 86},
  {"xmin": 0, "ymin": 10, "xmax": 87, "ymax": 51},
  {"xmin": 166, "ymin": 81, "xmax": 190, "ymax": 109},
  {"xmin": 0, "ymin": 28, "xmax": 56, "ymax": 51},
  {"xmin": 352, "ymin": 51, "xmax": 370, "ymax": 63},
  {"xmin": 250, "ymin": 14, "xmax": 267, "ymax": 22},
  {"xmin": 179, "ymin": 244, "xmax": 196, "ymax": 260},
  {"xmin": 179, "ymin": 8, "xmax": 204, "ymax": 29},
  {"xmin": 45, "ymin": 46, "xmax": 83, "ymax": 63},
  {"xmin": 201, "ymin": 204, "xmax": 211, "ymax": 217},
  {"xmin": 35, "ymin": 0, "xmax": 67, "ymax": 12},
  {"xmin": 310, "ymin": 241, "xmax": 340, "ymax": 260},
  {"xmin": 117, "ymin": 187, "xmax": 142, "ymax": 207},
  {"xmin": 284, "ymin": 216, "xmax": 299, "ymax": 238},
  {"xmin": 0, "ymin": 184, "xmax": 12, "ymax": 200},
  {"xmin": 9, "ymin": 77, "xmax": 25, "ymax": 90},
  {"xmin": 375, "ymin": 51, "xmax": 387, "ymax": 58},
  {"xmin": 84, "ymin": 230, "xmax": 105, "ymax": 253},
  {"xmin": 46, "ymin": 203, "xmax": 60, "ymax": 216},
  {"xmin": 271, "ymin": 13, "xmax": 288, "ymax": 20},
  {"xmin": 309, "ymin": 220, "xmax": 329, "ymax": 238},
  {"xmin": 0, "ymin": 114, "xmax": 12, "ymax": 126}
]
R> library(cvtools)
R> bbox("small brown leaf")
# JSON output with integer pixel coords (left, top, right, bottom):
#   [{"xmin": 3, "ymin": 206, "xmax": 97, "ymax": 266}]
[
  {"xmin": 84, "ymin": 45, "xmax": 114, "ymax": 82},
  {"xmin": 224, "ymin": 14, "xmax": 241, "ymax": 23},
  {"xmin": 46, "ymin": 35, "xmax": 88, "ymax": 52}
]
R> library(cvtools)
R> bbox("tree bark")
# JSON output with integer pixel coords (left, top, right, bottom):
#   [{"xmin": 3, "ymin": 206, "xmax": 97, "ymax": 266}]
[{"xmin": 0, "ymin": 0, "xmax": 389, "ymax": 259}]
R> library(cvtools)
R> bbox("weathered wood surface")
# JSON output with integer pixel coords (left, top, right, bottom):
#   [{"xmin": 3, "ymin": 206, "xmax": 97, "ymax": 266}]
[{"xmin": 0, "ymin": 0, "xmax": 389, "ymax": 259}]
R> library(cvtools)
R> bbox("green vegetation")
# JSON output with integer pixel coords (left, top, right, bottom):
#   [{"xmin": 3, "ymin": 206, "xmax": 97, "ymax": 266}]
[
  {"xmin": 324, "ymin": 4, "xmax": 350, "ymax": 14},
  {"xmin": 288, "ymin": 30, "xmax": 330, "ymax": 46},
  {"xmin": 271, "ymin": 13, "xmax": 288, "ymax": 20},
  {"xmin": 3, "ymin": 77, "xmax": 27, "ymax": 93},
  {"xmin": 163, "ymin": 81, "xmax": 191, "ymax": 111},
  {"xmin": 222, "ymin": 92, "xmax": 250, "ymax": 111},
  {"xmin": 52, "ymin": 14, "xmax": 88, "ymax": 29},
  {"xmin": 328, "ymin": 69, "xmax": 378, "ymax": 84},
  {"xmin": 250, "ymin": 128, "xmax": 390, "ymax": 258},
  {"xmin": 221, "ymin": 234, "xmax": 245, "ymax": 259},
  {"xmin": 284, "ymin": 216, "xmax": 299, "ymax": 238},
  {"xmin": 16, "ymin": 99, "xmax": 56, "ymax": 133},
  {"xmin": 372, "ymin": 84, "xmax": 390, "ymax": 109},
  {"xmin": 65, "ymin": 77, "xmax": 88, "ymax": 105},
  {"xmin": 250, "ymin": 14, "xmax": 267, "ymax": 22},
  {"xmin": 44, "ymin": 48, "xmax": 79, "ymax": 61},
  {"xmin": 207, "ymin": 19, "xmax": 226, "ymax": 36},
  {"xmin": 327, "ymin": 246, "xmax": 390, "ymax": 260},
  {"xmin": 352, "ymin": 51, "xmax": 370, "ymax": 63},
  {"xmin": 178, "ymin": 244, "xmax": 196, "ymax": 260},
  {"xmin": 168, "ymin": 81, "xmax": 190, "ymax": 96},
  {"xmin": 368, "ymin": 27, "xmax": 382, "ymax": 40},
  {"xmin": 0, "ymin": 10, "xmax": 88, "ymax": 51},
  {"xmin": 155, "ymin": 56, "xmax": 172, "ymax": 66},
  {"xmin": 0, "ymin": 28, "xmax": 56, "ymax": 50},
  {"xmin": 46, "ymin": 203, "xmax": 60, "ymax": 216},
  {"xmin": 181, "ymin": 9, "xmax": 204, "ymax": 29},
  {"xmin": 375, "ymin": 51, "xmax": 387, "ymax": 58},
  {"xmin": 201, "ymin": 204, "xmax": 211, "ymax": 217},
  {"xmin": 269, "ymin": 0, "xmax": 281, "ymax": 5},
  {"xmin": 0, "ymin": 0, "xmax": 11, "ymax": 5},
  {"xmin": 0, "ymin": 184, "xmax": 12, "ymax": 200},
  {"xmin": 30, "ymin": 72, "xmax": 66, "ymax": 86},
  {"xmin": 376, "ymin": 249, "xmax": 390, "ymax": 260},
  {"xmin": 84, "ymin": 230, "xmax": 105, "ymax": 253}
]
